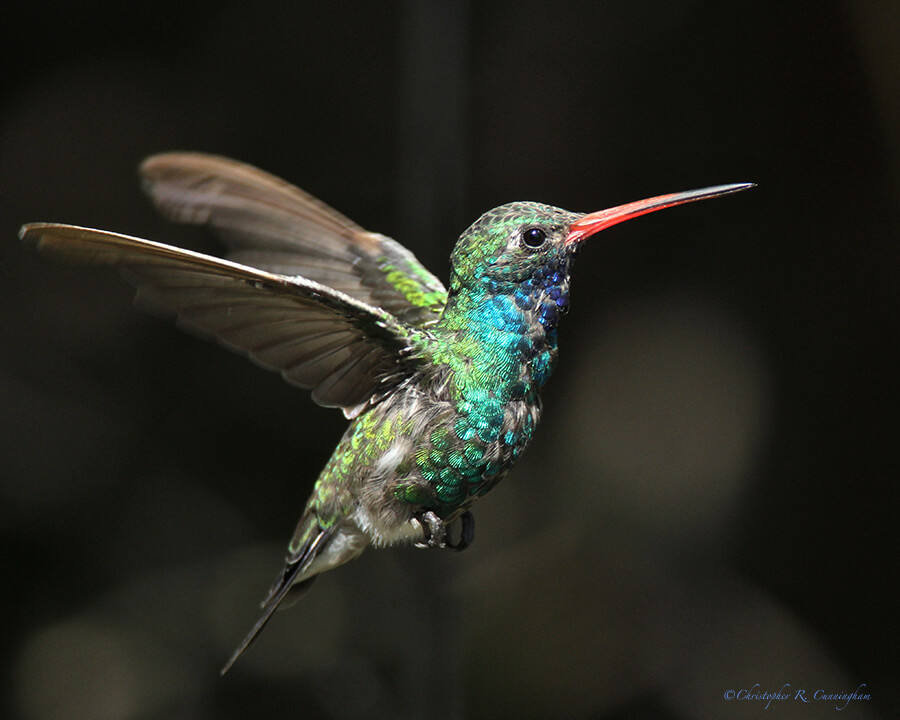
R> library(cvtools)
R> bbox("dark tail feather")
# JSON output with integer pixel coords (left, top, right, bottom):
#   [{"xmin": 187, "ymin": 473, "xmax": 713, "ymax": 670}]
[{"xmin": 220, "ymin": 529, "xmax": 331, "ymax": 674}]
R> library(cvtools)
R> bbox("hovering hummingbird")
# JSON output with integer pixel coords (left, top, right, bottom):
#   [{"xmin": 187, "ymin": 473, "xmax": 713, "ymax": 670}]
[{"xmin": 20, "ymin": 153, "xmax": 752, "ymax": 672}]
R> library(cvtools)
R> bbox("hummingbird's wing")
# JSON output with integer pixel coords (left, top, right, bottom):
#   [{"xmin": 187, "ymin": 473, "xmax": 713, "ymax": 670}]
[
  {"xmin": 21, "ymin": 223, "xmax": 426, "ymax": 418},
  {"xmin": 140, "ymin": 152, "xmax": 447, "ymax": 327}
]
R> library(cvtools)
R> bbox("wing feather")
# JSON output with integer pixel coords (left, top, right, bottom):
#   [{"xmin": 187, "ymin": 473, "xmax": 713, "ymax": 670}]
[
  {"xmin": 140, "ymin": 152, "xmax": 447, "ymax": 326},
  {"xmin": 20, "ymin": 223, "xmax": 426, "ymax": 417}
]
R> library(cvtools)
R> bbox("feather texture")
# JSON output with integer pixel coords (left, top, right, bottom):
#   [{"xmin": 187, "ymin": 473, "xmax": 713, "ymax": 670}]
[
  {"xmin": 20, "ymin": 223, "xmax": 425, "ymax": 416},
  {"xmin": 140, "ymin": 152, "xmax": 447, "ymax": 327}
]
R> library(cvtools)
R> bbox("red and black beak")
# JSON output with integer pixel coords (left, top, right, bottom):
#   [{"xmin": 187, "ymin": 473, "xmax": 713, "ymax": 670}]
[{"xmin": 565, "ymin": 183, "xmax": 754, "ymax": 245}]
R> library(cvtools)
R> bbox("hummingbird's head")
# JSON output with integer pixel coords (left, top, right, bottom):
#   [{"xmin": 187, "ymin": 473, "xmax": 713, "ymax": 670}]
[{"xmin": 449, "ymin": 202, "xmax": 581, "ymax": 294}]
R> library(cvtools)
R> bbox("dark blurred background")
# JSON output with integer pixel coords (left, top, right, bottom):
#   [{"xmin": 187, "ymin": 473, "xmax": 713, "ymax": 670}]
[{"xmin": 1, "ymin": 1, "xmax": 896, "ymax": 719}]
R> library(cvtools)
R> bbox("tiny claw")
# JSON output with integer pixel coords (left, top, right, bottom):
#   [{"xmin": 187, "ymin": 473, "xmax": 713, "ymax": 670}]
[
  {"xmin": 445, "ymin": 511, "xmax": 475, "ymax": 552},
  {"xmin": 413, "ymin": 510, "xmax": 446, "ymax": 549}
]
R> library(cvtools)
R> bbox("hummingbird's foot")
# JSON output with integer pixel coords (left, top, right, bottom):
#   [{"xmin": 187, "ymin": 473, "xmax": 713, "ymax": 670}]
[
  {"xmin": 445, "ymin": 511, "xmax": 475, "ymax": 552},
  {"xmin": 413, "ymin": 510, "xmax": 446, "ymax": 549}
]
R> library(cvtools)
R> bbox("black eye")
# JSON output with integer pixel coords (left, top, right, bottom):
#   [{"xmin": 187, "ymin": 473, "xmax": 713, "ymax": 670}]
[{"xmin": 521, "ymin": 227, "xmax": 547, "ymax": 249}]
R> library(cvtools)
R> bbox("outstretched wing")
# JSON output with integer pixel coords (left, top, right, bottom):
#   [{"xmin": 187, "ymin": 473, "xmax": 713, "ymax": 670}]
[
  {"xmin": 140, "ymin": 152, "xmax": 447, "ymax": 327},
  {"xmin": 20, "ymin": 223, "xmax": 427, "ymax": 418}
]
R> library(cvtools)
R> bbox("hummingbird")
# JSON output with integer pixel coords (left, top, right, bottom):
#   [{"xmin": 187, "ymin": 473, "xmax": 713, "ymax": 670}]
[{"xmin": 19, "ymin": 152, "xmax": 752, "ymax": 672}]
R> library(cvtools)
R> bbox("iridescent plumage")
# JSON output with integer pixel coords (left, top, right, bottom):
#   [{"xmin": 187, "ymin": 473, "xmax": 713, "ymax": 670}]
[{"xmin": 19, "ymin": 153, "xmax": 752, "ymax": 671}]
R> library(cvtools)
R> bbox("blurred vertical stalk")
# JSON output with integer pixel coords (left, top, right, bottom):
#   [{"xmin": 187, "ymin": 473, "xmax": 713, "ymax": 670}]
[
  {"xmin": 399, "ymin": 0, "xmax": 469, "ymax": 252},
  {"xmin": 398, "ymin": 1, "xmax": 469, "ymax": 719}
]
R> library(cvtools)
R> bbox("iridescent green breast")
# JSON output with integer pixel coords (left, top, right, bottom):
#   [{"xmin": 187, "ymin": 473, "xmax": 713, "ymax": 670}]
[{"xmin": 414, "ymin": 292, "xmax": 560, "ymax": 510}]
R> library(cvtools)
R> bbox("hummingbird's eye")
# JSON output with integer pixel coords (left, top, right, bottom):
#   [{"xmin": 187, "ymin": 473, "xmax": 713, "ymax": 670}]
[{"xmin": 521, "ymin": 227, "xmax": 547, "ymax": 249}]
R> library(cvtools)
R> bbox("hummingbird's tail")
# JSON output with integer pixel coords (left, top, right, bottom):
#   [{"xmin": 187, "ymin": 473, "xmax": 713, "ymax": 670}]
[{"xmin": 220, "ymin": 526, "xmax": 333, "ymax": 674}]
